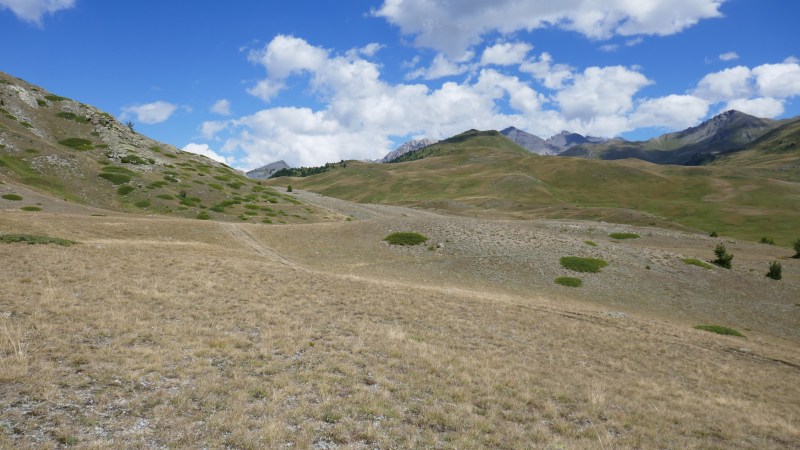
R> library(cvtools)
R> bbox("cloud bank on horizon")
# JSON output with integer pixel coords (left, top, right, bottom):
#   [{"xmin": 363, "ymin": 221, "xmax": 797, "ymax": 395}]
[{"xmin": 3, "ymin": 0, "xmax": 800, "ymax": 170}]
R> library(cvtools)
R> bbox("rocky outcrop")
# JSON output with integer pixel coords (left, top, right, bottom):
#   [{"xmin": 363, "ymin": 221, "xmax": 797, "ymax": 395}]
[
  {"xmin": 380, "ymin": 138, "xmax": 438, "ymax": 163},
  {"xmin": 246, "ymin": 160, "xmax": 291, "ymax": 179},
  {"xmin": 500, "ymin": 127, "xmax": 559, "ymax": 155}
]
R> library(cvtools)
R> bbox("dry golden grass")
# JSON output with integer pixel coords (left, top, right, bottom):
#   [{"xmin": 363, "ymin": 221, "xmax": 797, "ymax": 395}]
[{"xmin": 1, "ymin": 210, "xmax": 799, "ymax": 448}]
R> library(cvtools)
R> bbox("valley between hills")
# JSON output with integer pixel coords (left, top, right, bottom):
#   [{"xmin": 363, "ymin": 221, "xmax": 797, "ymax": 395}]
[{"xmin": 2, "ymin": 72, "xmax": 800, "ymax": 447}]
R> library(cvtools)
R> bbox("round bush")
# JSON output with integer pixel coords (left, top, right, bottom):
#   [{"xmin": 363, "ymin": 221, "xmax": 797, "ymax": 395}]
[
  {"xmin": 560, "ymin": 256, "xmax": 608, "ymax": 273},
  {"xmin": 384, "ymin": 232, "xmax": 428, "ymax": 246}
]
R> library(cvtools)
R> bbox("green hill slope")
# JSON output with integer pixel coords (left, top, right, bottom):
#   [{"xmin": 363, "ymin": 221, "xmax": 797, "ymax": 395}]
[
  {"xmin": 0, "ymin": 72, "xmax": 322, "ymax": 223},
  {"xmin": 561, "ymin": 110, "xmax": 783, "ymax": 165},
  {"xmin": 709, "ymin": 117, "xmax": 800, "ymax": 180},
  {"xmin": 268, "ymin": 130, "xmax": 800, "ymax": 244}
]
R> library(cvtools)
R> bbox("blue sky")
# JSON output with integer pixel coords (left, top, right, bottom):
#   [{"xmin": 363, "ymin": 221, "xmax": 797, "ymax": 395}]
[{"xmin": 2, "ymin": 0, "xmax": 799, "ymax": 169}]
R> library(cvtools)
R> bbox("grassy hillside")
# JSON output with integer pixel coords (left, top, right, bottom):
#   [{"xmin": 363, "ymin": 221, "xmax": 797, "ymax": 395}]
[
  {"xmin": 0, "ymin": 72, "xmax": 325, "ymax": 223},
  {"xmin": 562, "ymin": 110, "xmax": 783, "ymax": 165},
  {"xmin": 268, "ymin": 131, "xmax": 800, "ymax": 244},
  {"xmin": 710, "ymin": 117, "xmax": 800, "ymax": 181}
]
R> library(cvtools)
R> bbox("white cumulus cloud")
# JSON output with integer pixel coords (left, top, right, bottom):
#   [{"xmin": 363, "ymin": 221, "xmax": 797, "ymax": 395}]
[
  {"xmin": 725, "ymin": 97, "xmax": 784, "ymax": 118},
  {"xmin": 630, "ymin": 95, "xmax": 710, "ymax": 129},
  {"xmin": 182, "ymin": 143, "xmax": 229, "ymax": 165},
  {"xmin": 121, "ymin": 101, "xmax": 178, "ymax": 125},
  {"xmin": 480, "ymin": 42, "xmax": 533, "ymax": 66},
  {"xmin": 719, "ymin": 51, "xmax": 739, "ymax": 61},
  {"xmin": 556, "ymin": 66, "xmax": 652, "ymax": 120},
  {"xmin": 210, "ymin": 99, "xmax": 231, "ymax": 116},
  {"xmin": 373, "ymin": 0, "xmax": 726, "ymax": 56},
  {"xmin": 0, "ymin": 0, "xmax": 75, "ymax": 24}
]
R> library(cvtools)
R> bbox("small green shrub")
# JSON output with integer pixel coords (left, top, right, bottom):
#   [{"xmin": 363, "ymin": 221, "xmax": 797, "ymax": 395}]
[
  {"xmin": 197, "ymin": 212, "xmax": 210, "ymax": 220},
  {"xmin": 555, "ymin": 277, "xmax": 582, "ymax": 287},
  {"xmin": 709, "ymin": 230, "xmax": 718, "ymax": 237},
  {"xmin": 1, "ymin": 194, "xmax": 23, "ymax": 201},
  {"xmin": 0, "ymin": 233, "xmax": 75, "ymax": 246},
  {"xmin": 36, "ymin": 99, "xmax": 47, "ymax": 107},
  {"xmin": 59, "ymin": 138, "xmax": 93, "ymax": 150},
  {"xmin": 21, "ymin": 206, "xmax": 41, "ymax": 211},
  {"xmin": 384, "ymin": 232, "xmax": 428, "ymax": 246},
  {"xmin": 584, "ymin": 240, "xmax": 597, "ymax": 246},
  {"xmin": 287, "ymin": 185, "xmax": 293, "ymax": 193},
  {"xmin": 56, "ymin": 112, "xmax": 88, "ymax": 123},
  {"xmin": 712, "ymin": 243, "xmax": 733, "ymax": 269},
  {"xmin": 694, "ymin": 325, "xmax": 744, "ymax": 337},
  {"xmin": 793, "ymin": 238, "xmax": 800, "ymax": 259},
  {"xmin": 759, "ymin": 237, "xmax": 775, "ymax": 245},
  {"xmin": 147, "ymin": 181, "xmax": 168, "ymax": 189},
  {"xmin": 609, "ymin": 232, "xmax": 639, "ymax": 240},
  {"xmin": 44, "ymin": 94, "xmax": 68, "ymax": 102},
  {"xmin": 560, "ymin": 256, "xmax": 608, "ymax": 273},
  {"xmin": 262, "ymin": 218, "xmax": 273, "ymax": 224},
  {"xmin": 116, "ymin": 185, "xmax": 135, "ymax": 195},
  {"xmin": 133, "ymin": 200, "xmax": 151, "ymax": 208},
  {"xmin": 98, "ymin": 173, "xmax": 131, "ymax": 185},
  {"xmin": 766, "ymin": 261, "xmax": 782, "ymax": 280},
  {"xmin": 121, "ymin": 154, "xmax": 150, "ymax": 165},
  {"xmin": 682, "ymin": 258, "xmax": 712, "ymax": 269},
  {"xmin": 20, "ymin": 122, "xmax": 33, "ymax": 128},
  {"xmin": 156, "ymin": 194, "xmax": 174, "ymax": 200}
]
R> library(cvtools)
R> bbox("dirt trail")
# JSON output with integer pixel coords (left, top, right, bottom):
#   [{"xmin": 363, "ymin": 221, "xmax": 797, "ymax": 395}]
[{"xmin": 220, "ymin": 222, "xmax": 305, "ymax": 270}]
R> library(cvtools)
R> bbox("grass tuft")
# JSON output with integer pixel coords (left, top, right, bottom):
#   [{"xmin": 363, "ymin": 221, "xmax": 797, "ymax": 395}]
[
  {"xmin": 116, "ymin": 185, "xmax": 135, "ymax": 195},
  {"xmin": 2, "ymin": 194, "xmax": 23, "ymax": 201},
  {"xmin": 682, "ymin": 258, "xmax": 712, "ymax": 270},
  {"xmin": 99, "ymin": 173, "xmax": 131, "ymax": 185},
  {"xmin": 694, "ymin": 325, "xmax": 745, "ymax": 337},
  {"xmin": 555, "ymin": 277, "xmax": 582, "ymax": 287},
  {"xmin": 609, "ymin": 232, "xmax": 639, "ymax": 240},
  {"xmin": 21, "ymin": 206, "xmax": 42, "ymax": 211},
  {"xmin": 0, "ymin": 233, "xmax": 76, "ymax": 246},
  {"xmin": 59, "ymin": 138, "xmax": 93, "ymax": 151},
  {"xmin": 384, "ymin": 232, "xmax": 428, "ymax": 246},
  {"xmin": 560, "ymin": 256, "xmax": 608, "ymax": 273},
  {"xmin": 584, "ymin": 240, "xmax": 597, "ymax": 246}
]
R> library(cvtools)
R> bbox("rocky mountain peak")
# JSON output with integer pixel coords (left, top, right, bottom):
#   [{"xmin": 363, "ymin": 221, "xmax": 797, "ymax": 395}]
[{"xmin": 380, "ymin": 138, "xmax": 438, "ymax": 163}]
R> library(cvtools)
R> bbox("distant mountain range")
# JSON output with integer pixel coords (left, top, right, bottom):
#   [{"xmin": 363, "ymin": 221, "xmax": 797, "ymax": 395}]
[
  {"xmin": 500, "ymin": 127, "xmax": 608, "ymax": 155},
  {"xmin": 380, "ymin": 138, "xmax": 439, "ymax": 163},
  {"xmin": 560, "ymin": 110, "xmax": 786, "ymax": 165}
]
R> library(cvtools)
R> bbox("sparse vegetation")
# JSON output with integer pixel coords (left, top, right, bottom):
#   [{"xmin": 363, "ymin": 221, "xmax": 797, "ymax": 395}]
[
  {"xmin": 133, "ymin": 200, "xmax": 151, "ymax": 208},
  {"xmin": 20, "ymin": 206, "xmax": 42, "ymax": 211},
  {"xmin": 694, "ymin": 325, "xmax": 745, "ymax": 337},
  {"xmin": 121, "ymin": 154, "xmax": 154, "ymax": 165},
  {"xmin": 682, "ymin": 258, "xmax": 712, "ymax": 269},
  {"xmin": 712, "ymin": 243, "xmax": 733, "ymax": 269},
  {"xmin": 384, "ymin": 232, "xmax": 428, "ymax": 246},
  {"xmin": 156, "ymin": 194, "xmax": 174, "ymax": 200},
  {"xmin": 56, "ymin": 111, "xmax": 89, "ymax": 123},
  {"xmin": 197, "ymin": 212, "xmax": 210, "ymax": 220},
  {"xmin": 610, "ymin": 232, "xmax": 639, "ymax": 240},
  {"xmin": 1, "ymin": 194, "xmax": 23, "ymax": 201},
  {"xmin": 793, "ymin": 238, "xmax": 800, "ymax": 259},
  {"xmin": 766, "ymin": 261, "xmax": 782, "ymax": 280},
  {"xmin": 560, "ymin": 256, "xmax": 608, "ymax": 273},
  {"xmin": 759, "ymin": 237, "xmax": 775, "ymax": 245},
  {"xmin": 44, "ymin": 94, "xmax": 68, "ymax": 102},
  {"xmin": 584, "ymin": 240, "xmax": 597, "ymax": 246},
  {"xmin": 555, "ymin": 276, "xmax": 582, "ymax": 287},
  {"xmin": 0, "ymin": 233, "xmax": 75, "ymax": 246}
]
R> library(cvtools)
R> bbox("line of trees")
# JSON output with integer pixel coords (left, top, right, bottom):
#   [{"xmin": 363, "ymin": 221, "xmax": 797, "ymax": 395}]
[{"xmin": 271, "ymin": 160, "xmax": 348, "ymax": 178}]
